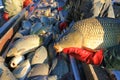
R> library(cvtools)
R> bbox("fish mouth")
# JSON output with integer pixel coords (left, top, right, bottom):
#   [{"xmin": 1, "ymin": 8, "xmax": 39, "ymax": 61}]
[{"xmin": 54, "ymin": 44, "xmax": 63, "ymax": 53}]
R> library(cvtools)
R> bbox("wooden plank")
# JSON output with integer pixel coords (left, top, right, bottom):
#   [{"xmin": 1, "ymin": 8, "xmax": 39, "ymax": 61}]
[{"xmin": 0, "ymin": 27, "xmax": 13, "ymax": 52}]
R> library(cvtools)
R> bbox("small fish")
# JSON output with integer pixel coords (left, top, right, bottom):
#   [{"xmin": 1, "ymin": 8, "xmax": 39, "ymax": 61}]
[
  {"xmin": 47, "ymin": 43, "xmax": 56, "ymax": 60},
  {"xmin": 30, "ymin": 22, "xmax": 50, "ymax": 35},
  {"xmin": 0, "ymin": 56, "xmax": 16, "ymax": 80},
  {"xmin": 10, "ymin": 55, "xmax": 25, "ymax": 68},
  {"xmin": 13, "ymin": 59, "xmax": 31, "ymax": 80},
  {"xmin": 27, "ymin": 52, "xmax": 35, "ymax": 63},
  {"xmin": 31, "ymin": 46, "xmax": 48, "ymax": 66},
  {"xmin": 54, "ymin": 17, "xmax": 120, "ymax": 52},
  {"xmin": 19, "ymin": 29, "xmax": 30, "ymax": 36},
  {"xmin": 49, "ymin": 17, "xmax": 57, "ymax": 25},
  {"xmin": 30, "ymin": 22, "xmax": 43, "ymax": 35},
  {"xmin": 22, "ymin": 20, "xmax": 32, "ymax": 30},
  {"xmin": 50, "ymin": 56, "xmax": 69, "ymax": 79},
  {"xmin": 27, "ymin": 63, "xmax": 49, "ymax": 78},
  {"xmin": 26, "ymin": 75, "xmax": 57, "ymax": 80},
  {"xmin": 7, "ymin": 35, "xmax": 43, "ymax": 57},
  {"xmin": 26, "ymin": 75, "xmax": 48, "ymax": 80},
  {"xmin": 40, "ymin": 16, "xmax": 50, "ymax": 26},
  {"xmin": 48, "ymin": 75, "xmax": 57, "ymax": 80}
]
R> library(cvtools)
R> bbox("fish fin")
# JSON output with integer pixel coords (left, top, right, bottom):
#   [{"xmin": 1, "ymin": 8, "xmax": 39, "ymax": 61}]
[{"xmin": 14, "ymin": 32, "xmax": 23, "ymax": 39}]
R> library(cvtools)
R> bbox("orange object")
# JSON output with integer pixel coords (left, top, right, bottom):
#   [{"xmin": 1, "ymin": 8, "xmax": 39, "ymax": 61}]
[
  {"xmin": 23, "ymin": 0, "xmax": 33, "ymax": 8},
  {"xmin": 3, "ymin": 12, "xmax": 9, "ymax": 21}
]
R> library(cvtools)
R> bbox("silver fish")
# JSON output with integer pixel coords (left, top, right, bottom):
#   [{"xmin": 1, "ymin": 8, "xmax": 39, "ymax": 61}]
[
  {"xmin": 19, "ymin": 29, "xmax": 30, "ymax": 36},
  {"xmin": 26, "ymin": 75, "xmax": 57, "ymax": 80},
  {"xmin": 54, "ymin": 17, "xmax": 120, "ymax": 52},
  {"xmin": 26, "ymin": 75, "xmax": 48, "ymax": 80},
  {"xmin": 49, "ymin": 17, "xmax": 57, "ymax": 25},
  {"xmin": 7, "ymin": 35, "xmax": 43, "ymax": 57},
  {"xmin": 31, "ymin": 46, "xmax": 48, "ymax": 65},
  {"xmin": 22, "ymin": 20, "xmax": 32, "ymax": 30},
  {"xmin": 50, "ymin": 56, "xmax": 69, "ymax": 79},
  {"xmin": 40, "ymin": 16, "xmax": 50, "ymax": 26},
  {"xmin": 27, "ymin": 63, "xmax": 49, "ymax": 78},
  {"xmin": 0, "ymin": 56, "xmax": 16, "ymax": 80},
  {"xmin": 10, "ymin": 55, "xmax": 25, "ymax": 68},
  {"xmin": 13, "ymin": 59, "xmax": 31, "ymax": 80},
  {"xmin": 30, "ymin": 22, "xmax": 50, "ymax": 35},
  {"xmin": 27, "ymin": 52, "xmax": 35, "ymax": 63},
  {"xmin": 48, "ymin": 43, "xmax": 56, "ymax": 60},
  {"xmin": 48, "ymin": 75, "xmax": 57, "ymax": 80},
  {"xmin": 30, "ymin": 22, "xmax": 43, "ymax": 35}
]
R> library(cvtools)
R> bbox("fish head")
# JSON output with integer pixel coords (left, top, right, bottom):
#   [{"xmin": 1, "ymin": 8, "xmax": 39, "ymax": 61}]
[
  {"xmin": 54, "ymin": 30, "xmax": 83, "ymax": 53},
  {"xmin": 7, "ymin": 47, "xmax": 18, "ymax": 57}
]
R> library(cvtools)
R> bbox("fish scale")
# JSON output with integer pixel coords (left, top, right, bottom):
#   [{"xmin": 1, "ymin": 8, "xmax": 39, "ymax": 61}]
[{"xmin": 54, "ymin": 17, "xmax": 120, "ymax": 52}]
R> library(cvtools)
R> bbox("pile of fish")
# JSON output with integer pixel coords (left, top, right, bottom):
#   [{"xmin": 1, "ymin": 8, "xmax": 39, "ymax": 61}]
[{"xmin": 0, "ymin": 0, "xmax": 74, "ymax": 80}]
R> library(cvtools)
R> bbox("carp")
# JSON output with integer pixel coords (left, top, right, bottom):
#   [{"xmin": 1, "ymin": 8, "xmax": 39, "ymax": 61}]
[
  {"xmin": 7, "ymin": 35, "xmax": 43, "ymax": 57},
  {"xmin": 54, "ymin": 17, "xmax": 120, "ymax": 52}
]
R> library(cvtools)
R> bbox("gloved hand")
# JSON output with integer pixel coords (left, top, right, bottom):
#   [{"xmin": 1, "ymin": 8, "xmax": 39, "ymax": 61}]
[
  {"xmin": 63, "ymin": 47, "xmax": 103, "ymax": 65},
  {"xmin": 3, "ymin": 12, "xmax": 9, "ymax": 21},
  {"xmin": 59, "ymin": 21, "xmax": 68, "ymax": 31},
  {"xmin": 57, "ymin": 7, "xmax": 63, "ymax": 11}
]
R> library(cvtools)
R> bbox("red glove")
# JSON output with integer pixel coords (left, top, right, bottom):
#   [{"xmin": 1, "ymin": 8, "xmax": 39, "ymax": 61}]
[
  {"xmin": 23, "ymin": 0, "xmax": 33, "ymax": 8},
  {"xmin": 3, "ymin": 12, "xmax": 9, "ymax": 21},
  {"xmin": 63, "ymin": 47, "xmax": 103, "ymax": 65},
  {"xmin": 57, "ymin": 7, "xmax": 63, "ymax": 11},
  {"xmin": 59, "ymin": 22, "xmax": 68, "ymax": 31}
]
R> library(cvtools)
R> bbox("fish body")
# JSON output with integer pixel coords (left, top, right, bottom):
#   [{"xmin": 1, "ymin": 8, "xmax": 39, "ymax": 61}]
[
  {"xmin": 10, "ymin": 55, "xmax": 25, "ymax": 68},
  {"xmin": 50, "ymin": 57, "xmax": 69, "ymax": 79},
  {"xmin": 13, "ymin": 59, "xmax": 31, "ymax": 80},
  {"xmin": 54, "ymin": 17, "xmax": 120, "ymax": 52},
  {"xmin": 7, "ymin": 35, "xmax": 43, "ymax": 57},
  {"xmin": 26, "ymin": 75, "xmax": 57, "ymax": 80},
  {"xmin": 31, "ymin": 46, "xmax": 48, "ymax": 65},
  {"xmin": 40, "ymin": 16, "xmax": 50, "ymax": 26},
  {"xmin": 0, "ymin": 57, "xmax": 16, "ymax": 80},
  {"xmin": 30, "ymin": 22, "xmax": 43, "ymax": 35},
  {"xmin": 22, "ymin": 20, "xmax": 32, "ymax": 30},
  {"xmin": 27, "ymin": 63, "xmax": 49, "ymax": 78},
  {"xmin": 30, "ymin": 22, "xmax": 50, "ymax": 35}
]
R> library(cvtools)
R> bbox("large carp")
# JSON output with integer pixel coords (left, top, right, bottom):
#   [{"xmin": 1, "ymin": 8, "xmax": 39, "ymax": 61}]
[{"xmin": 54, "ymin": 17, "xmax": 120, "ymax": 52}]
